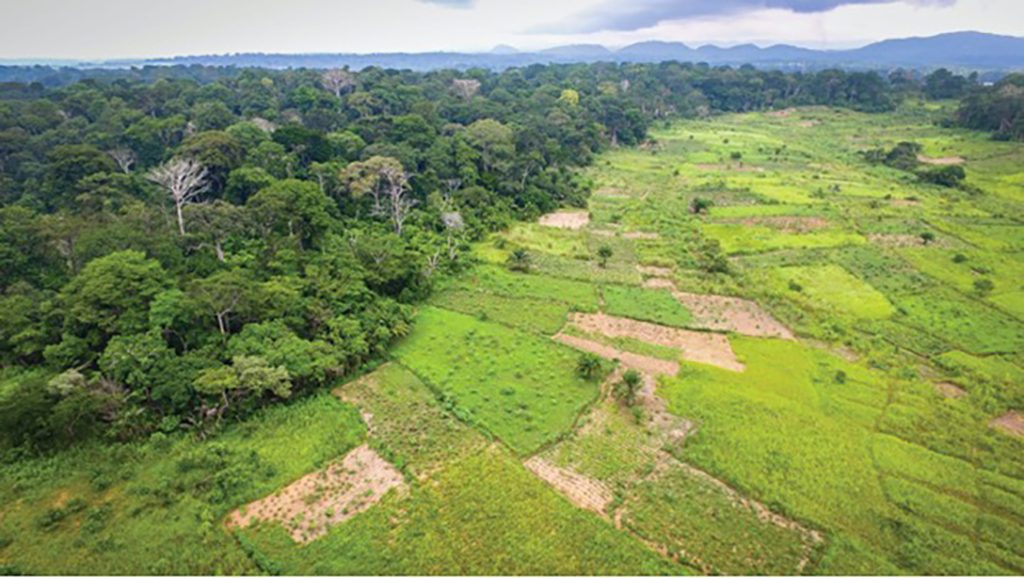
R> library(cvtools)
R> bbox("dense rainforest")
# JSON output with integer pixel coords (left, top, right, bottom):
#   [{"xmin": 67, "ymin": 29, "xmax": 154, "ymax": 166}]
[{"xmin": 0, "ymin": 61, "xmax": 1002, "ymax": 457}]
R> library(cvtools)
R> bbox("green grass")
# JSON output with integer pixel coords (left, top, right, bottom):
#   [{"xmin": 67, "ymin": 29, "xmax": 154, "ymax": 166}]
[
  {"xmin": 893, "ymin": 289, "xmax": 1024, "ymax": 354},
  {"xmin": 602, "ymin": 284, "xmax": 693, "ymax": 327},
  {"xmin": 447, "ymin": 264, "xmax": 600, "ymax": 311},
  {"xmin": 702, "ymin": 223, "xmax": 865, "ymax": 254},
  {"xmin": 0, "ymin": 393, "xmax": 366, "ymax": 575},
  {"xmin": 392, "ymin": 306, "xmax": 601, "ymax": 455},
  {"xmin": 773, "ymin": 264, "xmax": 896, "ymax": 319},
  {"xmin": 430, "ymin": 289, "xmax": 570, "ymax": 335},
  {"xmin": 239, "ymin": 447, "xmax": 683, "ymax": 575}
]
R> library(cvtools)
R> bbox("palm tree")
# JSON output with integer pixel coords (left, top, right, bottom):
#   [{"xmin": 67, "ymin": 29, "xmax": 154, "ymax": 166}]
[{"xmin": 507, "ymin": 248, "xmax": 531, "ymax": 272}]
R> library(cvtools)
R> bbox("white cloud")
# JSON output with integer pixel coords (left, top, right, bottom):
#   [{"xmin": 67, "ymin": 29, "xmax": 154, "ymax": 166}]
[{"xmin": 0, "ymin": 0, "xmax": 1019, "ymax": 59}]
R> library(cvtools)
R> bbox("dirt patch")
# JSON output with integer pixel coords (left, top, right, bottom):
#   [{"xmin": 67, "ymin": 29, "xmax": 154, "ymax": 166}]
[
  {"xmin": 554, "ymin": 332, "xmax": 680, "ymax": 375},
  {"xmin": 803, "ymin": 339, "xmax": 859, "ymax": 362},
  {"xmin": 918, "ymin": 154, "xmax": 964, "ymax": 165},
  {"xmin": 935, "ymin": 382, "xmax": 967, "ymax": 399},
  {"xmin": 991, "ymin": 411, "xmax": 1024, "ymax": 437},
  {"xmin": 642, "ymin": 278, "xmax": 677, "ymax": 290},
  {"xmin": 567, "ymin": 312, "xmax": 745, "ymax": 372},
  {"xmin": 524, "ymin": 457, "xmax": 614, "ymax": 515},
  {"xmin": 622, "ymin": 231, "xmax": 660, "ymax": 239},
  {"xmin": 539, "ymin": 211, "xmax": 590, "ymax": 229},
  {"xmin": 674, "ymin": 292, "xmax": 794, "ymax": 340},
  {"xmin": 737, "ymin": 216, "xmax": 830, "ymax": 232},
  {"xmin": 797, "ymin": 120, "xmax": 820, "ymax": 128},
  {"xmin": 635, "ymin": 372, "xmax": 695, "ymax": 444},
  {"xmin": 637, "ymin": 265, "xmax": 673, "ymax": 277},
  {"xmin": 227, "ymin": 444, "xmax": 405, "ymax": 542},
  {"xmin": 768, "ymin": 108, "xmax": 795, "ymax": 117}
]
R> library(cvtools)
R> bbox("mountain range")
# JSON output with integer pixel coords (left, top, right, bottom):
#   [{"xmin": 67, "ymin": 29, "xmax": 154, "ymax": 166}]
[{"xmin": 15, "ymin": 31, "xmax": 1024, "ymax": 73}]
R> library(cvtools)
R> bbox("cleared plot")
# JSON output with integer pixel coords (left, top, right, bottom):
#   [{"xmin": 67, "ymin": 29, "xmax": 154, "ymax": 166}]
[
  {"xmin": 334, "ymin": 363, "xmax": 487, "ymax": 477},
  {"xmin": 430, "ymin": 289, "xmax": 569, "ymax": 335},
  {"xmin": 703, "ymin": 222, "xmax": 865, "ymax": 254},
  {"xmin": 539, "ymin": 210, "xmax": 590, "ymax": 229},
  {"xmin": 553, "ymin": 332, "xmax": 680, "ymax": 376},
  {"xmin": 523, "ymin": 456, "xmax": 614, "ymax": 515},
  {"xmin": 240, "ymin": 447, "xmax": 683, "ymax": 575},
  {"xmin": 566, "ymin": 312, "xmax": 743, "ymax": 372},
  {"xmin": 991, "ymin": 411, "xmax": 1024, "ymax": 437},
  {"xmin": 774, "ymin": 264, "xmax": 895, "ymax": 319},
  {"xmin": 673, "ymin": 291, "xmax": 794, "ymax": 339},
  {"xmin": 227, "ymin": 444, "xmax": 405, "ymax": 543},
  {"xmin": 602, "ymin": 284, "xmax": 693, "ymax": 328},
  {"xmin": 393, "ymin": 307, "xmax": 600, "ymax": 455},
  {"xmin": 505, "ymin": 222, "xmax": 589, "ymax": 257}
]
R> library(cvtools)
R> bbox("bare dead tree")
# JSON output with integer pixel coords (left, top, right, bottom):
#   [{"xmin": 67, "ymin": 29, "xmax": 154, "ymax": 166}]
[
  {"xmin": 106, "ymin": 148, "xmax": 136, "ymax": 174},
  {"xmin": 321, "ymin": 68, "xmax": 355, "ymax": 97},
  {"xmin": 452, "ymin": 78, "xmax": 481, "ymax": 99},
  {"xmin": 379, "ymin": 163, "xmax": 417, "ymax": 236},
  {"xmin": 147, "ymin": 158, "xmax": 210, "ymax": 236}
]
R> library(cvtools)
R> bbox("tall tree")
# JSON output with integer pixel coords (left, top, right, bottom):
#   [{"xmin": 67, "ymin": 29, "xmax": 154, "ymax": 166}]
[{"xmin": 147, "ymin": 158, "xmax": 210, "ymax": 236}]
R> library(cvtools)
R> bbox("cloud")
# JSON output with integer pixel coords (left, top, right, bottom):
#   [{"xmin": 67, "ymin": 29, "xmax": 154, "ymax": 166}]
[
  {"xmin": 552, "ymin": 0, "xmax": 956, "ymax": 33},
  {"xmin": 419, "ymin": 0, "xmax": 477, "ymax": 8}
]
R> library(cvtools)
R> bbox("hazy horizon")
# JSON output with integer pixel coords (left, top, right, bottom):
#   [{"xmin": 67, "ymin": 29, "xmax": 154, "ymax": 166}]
[{"xmin": 1, "ymin": 0, "xmax": 1023, "ymax": 61}]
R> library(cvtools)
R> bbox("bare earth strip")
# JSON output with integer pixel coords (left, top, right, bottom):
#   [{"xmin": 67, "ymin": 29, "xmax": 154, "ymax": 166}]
[
  {"xmin": 524, "ymin": 456, "xmax": 614, "ymax": 515},
  {"xmin": 935, "ymin": 381, "xmax": 967, "ymax": 399},
  {"xmin": 637, "ymin": 265, "xmax": 673, "ymax": 278},
  {"xmin": 918, "ymin": 154, "xmax": 964, "ymax": 165},
  {"xmin": 553, "ymin": 332, "xmax": 680, "ymax": 375},
  {"xmin": 991, "ymin": 411, "xmax": 1024, "ymax": 437},
  {"xmin": 539, "ymin": 211, "xmax": 590, "ymax": 229},
  {"xmin": 567, "ymin": 312, "xmax": 745, "ymax": 371},
  {"xmin": 227, "ymin": 444, "xmax": 405, "ymax": 542},
  {"xmin": 673, "ymin": 291, "xmax": 795, "ymax": 340}
]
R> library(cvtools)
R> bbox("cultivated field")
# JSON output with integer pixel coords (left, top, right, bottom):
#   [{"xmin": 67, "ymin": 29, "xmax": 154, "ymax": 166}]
[{"xmin": 2, "ymin": 103, "xmax": 1023, "ymax": 575}]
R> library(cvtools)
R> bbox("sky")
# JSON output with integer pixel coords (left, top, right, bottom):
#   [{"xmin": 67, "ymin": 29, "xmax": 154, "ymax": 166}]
[{"xmin": 0, "ymin": 0, "xmax": 1022, "ymax": 60}]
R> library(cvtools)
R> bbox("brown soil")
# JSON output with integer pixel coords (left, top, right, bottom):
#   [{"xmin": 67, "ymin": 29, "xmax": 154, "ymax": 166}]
[
  {"xmin": 637, "ymin": 265, "xmax": 673, "ymax": 278},
  {"xmin": 622, "ymin": 231, "xmax": 660, "ymax": 239},
  {"xmin": 674, "ymin": 291, "xmax": 795, "ymax": 340},
  {"xmin": 539, "ymin": 211, "xmax": 590, "ymax": 229},
  {"xmin": 918, "ymin": 154, "xmax": 964, "ymax": 165},
  {"xmin": 524, "ymin": 457, "xmax": 614, "ymax": 515},
  {"xmin": 892, "ymin": 198, "xmax": 920, "ymax": 206},
  {"xmin": 991, "ymin": 411, "xmax": 1024, "ymax": 437},
  {"xmin": 803, "ymin": 339, "xmax": 859, "ymax": 362},
  {"xmin": 553, "ymin": 332, "xmax": 680, "ymax": 375},
  {"xmin": 642, "ymin": 278, "xmax": 677, "ymax": 290},
  {"xmin": 768, "ymin": 108, "xmax": 795, "ymax": 117},
  {"xmin": 567, "ymin": 312, "xmax": 745, "ymax": 372},
  {"xmin": 635, "ymin": 372, "xmax": 695, "ymax": 443},
  {"xmin": 737, "ymin": 216, "xmax": 830, "ymax": 232},
  {"xmin": 227, "ymin": 444, "xmax": 405, "ymax": 542},
  {"xmin": 935, "ymin": 382, "xmax": 967, "ymax": 399}
]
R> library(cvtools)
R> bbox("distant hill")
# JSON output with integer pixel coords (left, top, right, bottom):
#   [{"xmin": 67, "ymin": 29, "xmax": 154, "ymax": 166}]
[{"xmin": 6, "ymin": 31, "xmax": 1022, "ymax": 74}]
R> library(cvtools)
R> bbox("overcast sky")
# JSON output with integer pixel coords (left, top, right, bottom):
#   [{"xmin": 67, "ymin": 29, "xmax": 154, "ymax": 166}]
[{"xmin": 0, "ymin": 0, "xmax": 1022, "ymax": 59}]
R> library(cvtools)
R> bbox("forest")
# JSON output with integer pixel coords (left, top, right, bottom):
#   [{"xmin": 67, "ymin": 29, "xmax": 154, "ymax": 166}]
[{"xmin": 0, "ymin": 61, "xmax": 1007, "ymax": 458}]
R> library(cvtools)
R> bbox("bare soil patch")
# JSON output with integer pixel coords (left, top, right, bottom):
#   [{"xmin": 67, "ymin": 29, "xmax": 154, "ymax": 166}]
[
  {"xmin": 622, "ymin": 231, "xmax": 659, "ymax": 239},
  {"xmin": 918, "ymin": 154, "xmax": 964, "ymax": 165},
  {"xmin": 524, "ymin": 457, "xmax": 614, "ymax": 515},
  {"xmin": 568, "ymin": 312, "xmax": 745, "ymax": 371},
  {"xmin": 803, "ymin": 339, "xmax": 859, "ymax": 362},
  {"xmin": 991, "ymin": 411, "xmax": 1024, "ymax": 437},
  {"xmin": 642, "ymin": 278, "xmax": 677, "ymax": 290},
  {"xmin": 554, "ymin": 332, "xmax": 680, "ymax": 375},
  {"xmin": 227, "ymin": 444, "xmax": 405, "ymax": 542},
  {"xmin": 539, "ymin": 210, "xmax": 590, "ymax": 229},
  {"xmin": 675, "ymin": 292, "xmax": 794, "ymax": 340},
  {"xmin": 768, "ymin": 108, "xmax": 795, "ymax": 117},
  {"xmin": 737, "ymin": 216, "xmax": 830, "ymax": 232},
  {"xmin": 892, "ymin": 198, "xmax": 920, "ymax": 206},
  {"xmin": 797, "ymin": 120, "xmax": 820, "ymax": 128},
  {"xmin": 935, "ymin": 381, "xmax": 967, "ymax": 399}
]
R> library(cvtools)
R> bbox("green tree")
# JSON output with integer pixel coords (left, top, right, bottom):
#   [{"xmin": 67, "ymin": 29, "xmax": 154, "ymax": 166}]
[
  {"xmin": 597, "ymin": 244, "xmax": 613, "ymax": 267},
  {"xmin": 576, "ymin": 353, "xmax": 602, "ymax": 380}
]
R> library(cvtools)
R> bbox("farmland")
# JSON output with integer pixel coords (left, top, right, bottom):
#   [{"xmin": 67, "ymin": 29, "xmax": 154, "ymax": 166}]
[{"xmin": 3, "ymin": 102, "xmax": 1023, "ymax": 575}]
